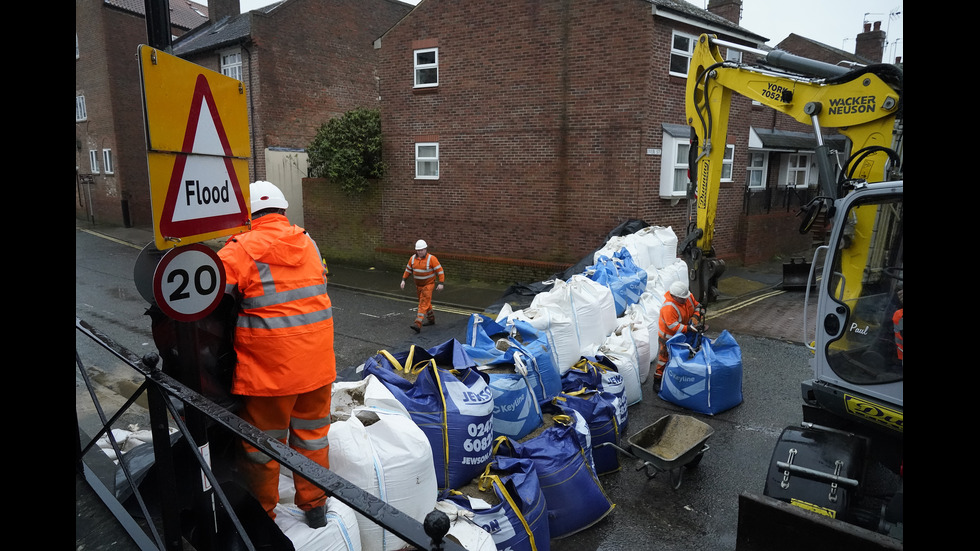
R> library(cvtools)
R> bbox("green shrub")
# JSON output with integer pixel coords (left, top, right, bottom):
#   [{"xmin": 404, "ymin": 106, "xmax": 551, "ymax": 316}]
[{"xmin": 307, "ymin": 108, "xmax": 385, "ymax": 195}]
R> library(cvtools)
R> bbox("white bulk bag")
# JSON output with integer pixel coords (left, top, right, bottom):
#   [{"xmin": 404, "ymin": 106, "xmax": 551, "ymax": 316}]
[
  {"xmin": 328, "ymin": 407, "xmax": 437, "ymax": 551},
  {"xmin": 503, "ymin": 303, "xmax": 580, "ymax": 376},
  {"xmin": 433, "ymin": 500, "xmax": 497, "ymax": 551},
  {"xmin": 597, "ymin": 327, "xmax": 644, "ymax": 406},
  {"xmin": 635, "ymin": 226, "xmax": 679, "ymax": 270},
  {"xmin": 274, "ymin": 478, "xmax": 361, "ymax": 551},
  {"xmin": 567, "ymin": 275, "xmax": 617, "ymax": 357},
  {"xmin": 656, "ymin": 259, "xmax": 689, "ymax": 294},
  {"xmin": 618, "ymin": 306, "xmax": 652, "ymax": 384}
]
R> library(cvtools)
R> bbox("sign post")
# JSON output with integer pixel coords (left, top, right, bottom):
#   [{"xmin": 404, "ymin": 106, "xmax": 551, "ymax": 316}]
[{"xmin": 137, "ymin": 46, "xmax": 250, "ymax": 548}]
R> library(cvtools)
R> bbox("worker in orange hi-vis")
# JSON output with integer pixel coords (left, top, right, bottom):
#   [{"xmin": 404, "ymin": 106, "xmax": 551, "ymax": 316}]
[{"xmin": 400, "ymin": 239, "xmax": 445, "ymax": 333}]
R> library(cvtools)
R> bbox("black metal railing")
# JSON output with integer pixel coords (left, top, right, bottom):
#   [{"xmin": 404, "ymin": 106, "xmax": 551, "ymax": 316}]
[{"xmin": 76, "ymin": 317, "xmax": 464, "ymax": 551}]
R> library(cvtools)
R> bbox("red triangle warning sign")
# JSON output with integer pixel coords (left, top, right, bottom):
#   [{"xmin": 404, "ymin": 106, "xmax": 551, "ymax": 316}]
[{"xmin": 159, "ymin": 74, "xmax": 249, "ymax": 239}]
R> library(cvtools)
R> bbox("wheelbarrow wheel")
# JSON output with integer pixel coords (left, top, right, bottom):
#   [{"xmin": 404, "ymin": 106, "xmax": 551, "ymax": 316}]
[{"xmin": 684, "ymin": 452, "xmax": 704, "ymax": 470}]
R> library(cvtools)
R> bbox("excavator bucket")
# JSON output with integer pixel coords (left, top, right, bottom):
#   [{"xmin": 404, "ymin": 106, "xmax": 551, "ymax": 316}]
[{"xmin": 781, "ymin": 257, "xmax": 813, "ymax": 291}]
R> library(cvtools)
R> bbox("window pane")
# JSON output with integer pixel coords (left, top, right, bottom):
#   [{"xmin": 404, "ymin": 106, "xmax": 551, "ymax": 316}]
[
  {"xmin": 417, "ymin": 160, "xmax": 438, "ymax": 177},
  {"xmin": 416, "ymin": 50, "xmax": 436, "ymax": 65},
  {"xmin": 416, "ymin": 68, "xmax": 437, "ymax": 85},
  {"xmin": 418, "ymin": 145, "xmax": 437, "ymax": 157},
  {"xmin": 669, "ymin": 54, "xmax": 689, "ymax": 74},
  {"xmin": 673, "ymin": 168, "xmax": 687, "ymax": 193},
  {"xmin": 673, "ymin": 34, "xmax": 690, "ymax": 52},
  {"xmin": 675, "ymin": 143, "xmax": 690, "ymax": 164}
]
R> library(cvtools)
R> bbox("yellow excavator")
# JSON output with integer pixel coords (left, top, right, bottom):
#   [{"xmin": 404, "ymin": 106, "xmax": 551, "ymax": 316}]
[{"xmin": 683, "ymin": 34, "xmax": 903, "ymax": 549}]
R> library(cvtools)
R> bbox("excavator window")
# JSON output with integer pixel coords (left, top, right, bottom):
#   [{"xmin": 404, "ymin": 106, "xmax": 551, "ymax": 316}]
[{"xmin": 824, "ymin": 193, "xmax": 903, "ymax": 385}]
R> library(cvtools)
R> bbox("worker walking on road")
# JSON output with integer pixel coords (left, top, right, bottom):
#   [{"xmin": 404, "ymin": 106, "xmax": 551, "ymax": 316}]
[
  {"xmin": 655, "ymin": 280, "xmax": 705, "ymax": 387},
  {"xmin": 400, "ymin": 239, "xmax": 445, "ymax": 333},
  {"xmin": 218, "ymin": 181, "xmax": 336, "ymax": 529}
]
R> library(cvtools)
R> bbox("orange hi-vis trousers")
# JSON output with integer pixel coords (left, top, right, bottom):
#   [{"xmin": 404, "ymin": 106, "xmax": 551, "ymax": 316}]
[{"xmin": 238, "ymin": 384, "xmax": 332, "ymax": 518}]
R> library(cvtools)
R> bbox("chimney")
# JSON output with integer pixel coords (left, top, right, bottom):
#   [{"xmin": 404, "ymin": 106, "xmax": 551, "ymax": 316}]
[
  {"xmin": 210, "ymin": 0, "xmax": 241, "ymax": 24},
  {"xmin": 707, "ymin": 0, "xmax": 742, "ymax": 25},
  {"xmin": 856, "ymin": 19, "xmax": 886, "ymax": 63}
]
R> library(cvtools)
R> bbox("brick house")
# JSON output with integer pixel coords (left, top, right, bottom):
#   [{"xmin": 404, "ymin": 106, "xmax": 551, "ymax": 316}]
[
  {"xmin": 172, "ymin": 0, "xmax": 413, "ymax": 227},
  {"xmin": 76, "ymin": 0, "xmax": 208, "ymax": 227},
  {"xmin": 354, "ymin": 0, "xmax": 786, "ymax": 283}
]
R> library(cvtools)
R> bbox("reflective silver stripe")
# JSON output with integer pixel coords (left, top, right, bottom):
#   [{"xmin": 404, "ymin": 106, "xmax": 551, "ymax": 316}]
[
  {"xmin": 241, "ymin": 282, "xmax": 329, "ymax": 310},
  {"xmin": 255, "ymin": 261, "xmax": 277, "ymax": 296},
  {"xmin": 243, "ymin": 428, "xmax": 289, "ymax": 464},
  {"xmin": 237, "ymin": 306, "xmax": 333, "ymax": 330},
  {"xmin": 289, "ymin": 433, "xmax": 330, "ymax": 451},
  {"xmin": 291, "ymin": 416, "xmax": 331, "ymax": 431},
  {"xmin": 663, "ymin": 303, "xmax": 683, "ymax": 331}
]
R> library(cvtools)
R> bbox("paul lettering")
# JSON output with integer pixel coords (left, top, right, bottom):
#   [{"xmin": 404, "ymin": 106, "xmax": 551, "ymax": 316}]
[{"xmin": 849, "ymin": 322, "xmax": 869, "ymax": 335}]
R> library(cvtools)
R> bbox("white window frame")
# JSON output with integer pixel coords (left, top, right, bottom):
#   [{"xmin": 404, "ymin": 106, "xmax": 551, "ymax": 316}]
[
  {"xmin": 415, "ymin": 142, "xmax": 439, "ymax": 179},
  {"xmin": 782, "ymin": 152, "xmax": 813, "ymax": 188},
  {"xmin": 89, "ymin": 150, "xmax": 100, "ymax": 174},
  {"xmin": 102, "ymin": 149, "xmax": 114, "ymax": 174},
  {"xmin": 220, "ymin": 49, "xmax": 242, "ymax": 81},
  {"xmin": 669, "ymin": 31, "xmax": 696, "ymax": 77},
  {"xmin": 76, "ymin": 95, "xmax": 87, "ymax": 121},
  {"xmin": 721, "ymin": 144, "xmax": 735, "ymax": 182},
  {"xmin": 414, "ymin": 48, "xmax": 439, "ymax": 88},
  {"xmin": 659, "ymin": 131, "xmax": 690, "ymax": 198},
  {"xmin": 746, "ymin": 151, "xmax": 768, "ymax": 190}
]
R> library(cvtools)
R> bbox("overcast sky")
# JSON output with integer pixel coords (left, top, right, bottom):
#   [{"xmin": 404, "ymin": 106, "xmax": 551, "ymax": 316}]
[{"xmin": 231, "ymin": 0, "xmax": 903, "ymax": 61}]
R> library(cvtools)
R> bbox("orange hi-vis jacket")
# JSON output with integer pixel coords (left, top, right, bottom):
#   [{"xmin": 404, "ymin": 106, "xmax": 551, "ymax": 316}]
[
  {"xmin": 403, "ymin": 252, "xmax": 445, "ymax": 287},
  {"xmin": 658, "ymin": 291, "xmax": 702, "ymax": 341},
  {"xmin": 218, "ymin": 214, "xmax": 336, "ymax": 396}
]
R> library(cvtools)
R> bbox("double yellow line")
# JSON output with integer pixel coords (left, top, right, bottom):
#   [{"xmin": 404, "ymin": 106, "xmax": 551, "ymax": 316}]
[{"xmin": 705, "ymin": 289, "xmax": 786, "ymax": 319}]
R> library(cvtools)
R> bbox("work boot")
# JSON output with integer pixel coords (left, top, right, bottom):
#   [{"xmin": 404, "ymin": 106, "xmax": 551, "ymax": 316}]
[
  {"xmin": 305, "ymin": 506, "xmax": 326, "ymax": 529},
  {"xmin": 410, "ymin": 324, "xmax": 421, "ymax": 334},
  {"xmin": 423, "ymin": 318, "xmax": 435, "ymax": 326}
]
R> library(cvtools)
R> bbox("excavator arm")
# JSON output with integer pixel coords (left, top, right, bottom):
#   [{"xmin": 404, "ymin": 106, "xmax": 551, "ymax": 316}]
[{"xmin": 682, "ymin": 34, "xmax": 902, "ymax": 303}]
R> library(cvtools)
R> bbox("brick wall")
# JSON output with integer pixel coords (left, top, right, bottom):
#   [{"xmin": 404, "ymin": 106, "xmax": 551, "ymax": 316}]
[
  {"xmin": 76, "ymin": 1, "xmax": 199, "ymax": 228},
  {"xmin": 375, "ymin": 0, "xmax": 714, "ymax": 274}
]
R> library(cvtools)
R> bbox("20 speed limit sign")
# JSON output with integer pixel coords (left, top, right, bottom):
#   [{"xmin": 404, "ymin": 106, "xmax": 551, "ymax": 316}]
[{"xmin": 152, "ymin": 244, "xmax": 226, "ymax": 322}]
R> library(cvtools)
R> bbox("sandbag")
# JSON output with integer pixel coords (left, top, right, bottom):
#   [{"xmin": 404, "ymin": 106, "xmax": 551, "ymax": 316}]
[
  {"xmin": 567, "ymin": 275, "xmax": 618, "ymax": 357},
  {"xmin": 493, "ymin": 415, "xmax": 615, "ymax": 539},
  {"xmin": 561, "ymin": 357, "xmax": 629, "ymax": 437},
  {"xmin": 361, "ymin": 340, "xmax": 495, "ymax": 491},
  {"xmin": 274, "ymin": 475, "xmax": 361, "ymax": 551},
  {"xmin": 465, "ymin": 313, "xmax": 562, "ymax": 402},
  {"xmin": 616, "ymin": 307, "xmax": 652, "ymax": 384},
  {"xmin": 587, "ymin": 251, "xmax": 646, "ymax": 318},
  {"xmin": 634, "ymin": 225, "xmax": 679, "ymax": 270},
  {"xmin": 486, "ymin": 369, "xmax": 543, "ymax": 441},
  {"xmin": 597, "ymin": 328, "xmax": 644, "ymax": 406},
  {"xmin": 506, "ymin": 299, "xmax": 580, "ymax": 376},
  {"xmin": 443, "ymin": 455, "xmax": 551, "ymax": 551},
  {"xmin": 545, "ymin": 391, "xmax": 623, "ymax": 475},
  {"xmin": 659, "ymin": 330, "xmax": 743, "ymax": 415},
  {"xmin": 327, "ymin": 407, "xmax": 437, "ymax": 551},
  {"xmin": 432, "ymin": 500, "xmax": 497, "ymax": 551}
]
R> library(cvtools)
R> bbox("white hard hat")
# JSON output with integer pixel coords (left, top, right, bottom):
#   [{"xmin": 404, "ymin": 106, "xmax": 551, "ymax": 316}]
[
  {"xmin": 669, "ymin": 280, "xmax": 690, "ymax": 299},
  {"xmin": 415, "ymin": 239, "xmax": 428, "ymax": 249},
  {"xmin": 250, "ymin": 181, "xmax": 288, "ymax": 214}
]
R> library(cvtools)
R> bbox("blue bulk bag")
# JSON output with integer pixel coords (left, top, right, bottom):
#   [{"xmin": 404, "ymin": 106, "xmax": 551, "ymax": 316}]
[
  {"xmin": 464, "ymin": 314, "xmax": 562, "ymax": 403},
  {"xmin": 493, "ymin": 415, "xmax": 615, "ymax": 539},
  {"xmin": 561, "ymin": 357, "xmax": 629, "ymax": 437},
  {"xmin": 508, "ymin": 319, "xmax": 562, "ymax": 403},
  {"xmin": 546, "ymin": 391, "xmax": 623, "ymax": 475},
  {"xmin": 462, "ymin": 313, "xmax": 511, "ymax": 366},
  {"xmin": 659, "ymin": 330, "xmax": 743, "ymax": 415},
  {"xmin": 587, "ymin": 250, "xmax": 648, "ymax": 317},
  {"xmin": 488, "ymin": 370, "xmax": 543, "ymax": 441},
  {"xmin": 444, "ymin": 455, "xmax": 551, "ymax": 551},
  {"xmin": 362, "ymin": 340, "xmax": 495, "ymax": 491}
]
